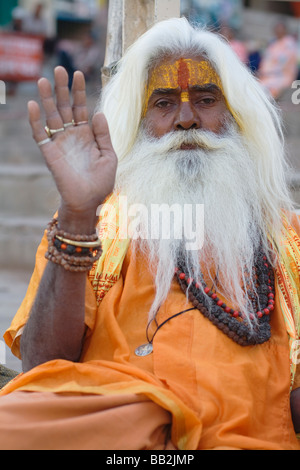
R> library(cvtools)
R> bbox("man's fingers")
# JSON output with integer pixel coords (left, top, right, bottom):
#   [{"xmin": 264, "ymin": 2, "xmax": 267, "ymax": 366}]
[
  {"xmin": 72, "ymin": 71, "xmax": 89, "ymax": 125},
  {"xmin": 54, "ymin": 66, "xmax": 74, "ymax": 125},
  {"xmin": 38, "ymin": 76, "xmax": 64, "ymax": 131},
  {"xmin": 28, "ymin": 100, "xmax": 51, "ymax": 144},
  {"xmin": 92, "ymin": 113, "xmax": 116, "ymax": 157}
]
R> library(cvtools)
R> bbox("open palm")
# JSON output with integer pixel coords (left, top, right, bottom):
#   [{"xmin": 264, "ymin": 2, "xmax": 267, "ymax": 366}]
[{"xmin": 28, "ymin": 66, "xmax": 117, "ymax": 220}]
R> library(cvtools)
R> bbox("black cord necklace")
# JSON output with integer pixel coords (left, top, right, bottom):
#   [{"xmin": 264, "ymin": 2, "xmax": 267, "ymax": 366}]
[{"xmin": 135, "ymin": 307, "xmax": 196, "ymax": 357}]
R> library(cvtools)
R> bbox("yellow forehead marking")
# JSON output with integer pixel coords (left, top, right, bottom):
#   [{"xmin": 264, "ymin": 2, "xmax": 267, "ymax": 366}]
[
  {"xmin": 143, "ymin": 58, "xmax": 242, "ymax": 130},
  {"xmin": 180, "ymin": 91, "xmax": 190, "ymax": 102},
  {"xmin": 144, "ymin": 58, "xmax": 223, "ymax": 113}
]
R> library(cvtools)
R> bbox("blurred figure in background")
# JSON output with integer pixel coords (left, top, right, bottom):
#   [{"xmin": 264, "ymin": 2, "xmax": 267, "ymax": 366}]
[
  {"xmin": 11, "ymin": 6, "xmax": 27, "ymax": 32},
  {"xmin": 73, "ymin": 31, "xmax": 101, "ymax": 82},
  {"xmin": 258, "ymin": 21, "xmax": 298, "ymax": 99},
  {"xmin": 247, "ymin": 39, "xmax": 262, "ymax": 75},
  {"xmin": 57, "ymin": 31, "xmax": 102, "ymax": 88},
  {"xmin": 220, "ymin": 25, "xmax": 248, "ymax": 64},
  {"xmin": 6, "ymin": 7, "xmax": 27, "ymax": 95},
  {"xmin": 23, "ymin": 3, "xmax": 47, "ymax": 37},
  {"xmin": 56, "ymin": 39, "xmax": 77, "ymax": 89}
]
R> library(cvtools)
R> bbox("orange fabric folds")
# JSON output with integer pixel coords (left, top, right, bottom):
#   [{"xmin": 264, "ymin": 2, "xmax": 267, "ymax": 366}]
[
  {"xmin": 0, "ymin": 392, "xmax": 175, "ymax": 450},
  {"xmin": 2, "ymin": 210, "xmax": 300, "ymax": 449}
]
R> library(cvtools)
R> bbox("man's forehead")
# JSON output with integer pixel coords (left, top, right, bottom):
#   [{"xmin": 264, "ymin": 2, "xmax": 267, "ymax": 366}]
[
  {"xmin": 144, "ymin": 56, "xmax": 223, "ymax": 110},
  {"xmin": 143, "ymin": 56, "xmax": 243, "ymax": 131},
  {"xmin": 149, "ymin": 57, "xmax": 222, "ymax": 88}
]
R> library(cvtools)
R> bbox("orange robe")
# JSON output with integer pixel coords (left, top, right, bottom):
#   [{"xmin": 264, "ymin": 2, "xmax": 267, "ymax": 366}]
[{"xmin": 0, "ymin": 229, "xmax": 300, "ymax": 450}]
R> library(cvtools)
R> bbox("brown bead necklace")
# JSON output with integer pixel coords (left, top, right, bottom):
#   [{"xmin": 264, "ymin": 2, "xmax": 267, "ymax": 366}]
[
  {"xmin": 175, "ymin": 246, "xmax": 275, "ymax": 346},
  {"xmin": 135, "ymin": 246, "xmax": 274, "ymax": 356}
]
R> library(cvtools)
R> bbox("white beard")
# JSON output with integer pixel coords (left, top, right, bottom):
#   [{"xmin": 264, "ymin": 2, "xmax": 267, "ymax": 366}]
[{"xmin": 115, "ymin": 123, "xmax": 276, "ymax": 323}]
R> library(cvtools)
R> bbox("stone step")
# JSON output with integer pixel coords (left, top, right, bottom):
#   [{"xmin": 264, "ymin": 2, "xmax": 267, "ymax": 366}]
[
  {"xmin": 0, "ymin": 112, "xmax": 45, "ymax": 166},
  {"xmin": 0, "ymin": 165, "xmax": 59, "ymax": 218},
  {"xmin": 0, "ymin": 134, "xmax": 43, "ymax": 166},
  {"xmin": 0, "ymin": 215, "xmax": 48, "ymax": 270}
]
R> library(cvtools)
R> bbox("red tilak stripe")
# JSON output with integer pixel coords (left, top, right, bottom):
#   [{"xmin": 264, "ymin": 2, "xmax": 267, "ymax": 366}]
[{"xmin": 178, "ymin": 59, "xmax": 190, "ymax": 89}]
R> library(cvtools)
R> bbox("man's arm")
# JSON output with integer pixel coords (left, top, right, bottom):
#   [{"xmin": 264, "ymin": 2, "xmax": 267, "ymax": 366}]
[
  {"xmin": 20, "ymin": 67, "xmax": 117, "ymax": 372},
  {"xmin": 21, "ymin": 261, "xmax": 86, "ymax": 372},
  {"xmin": 21, "ymin": 214, "xmax": 95, "ymax": 372}
]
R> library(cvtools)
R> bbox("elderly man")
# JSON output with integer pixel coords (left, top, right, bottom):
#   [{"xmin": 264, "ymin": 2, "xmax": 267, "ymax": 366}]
[{"xmin": 0, "ymin": 18, "xmax": 299, "ymax": 450}]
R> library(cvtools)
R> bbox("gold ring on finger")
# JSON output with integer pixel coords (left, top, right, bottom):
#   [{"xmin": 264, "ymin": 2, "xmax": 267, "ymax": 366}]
[
  {"xmin": 50, "ymin": 127, "xmax": 65, "ymax": 135},
  {"xmin": 44, "ymin": 126, "xmax": 65, "ymax": 138}
]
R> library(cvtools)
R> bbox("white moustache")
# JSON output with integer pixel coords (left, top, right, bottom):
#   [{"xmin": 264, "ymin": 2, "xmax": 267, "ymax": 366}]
[{"xmin": 142, "ymin": 124, "xmax": 240, "ymax": 155}]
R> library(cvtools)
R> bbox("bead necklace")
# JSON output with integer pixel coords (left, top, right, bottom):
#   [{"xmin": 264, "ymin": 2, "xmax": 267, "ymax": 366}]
[
  {"xmin": 135, "ymin": 246, "xmax": 274, "ymax": 356},
  {"xmin": 175, "ymin": 247, "xmax": 275, "ymax": 346}
]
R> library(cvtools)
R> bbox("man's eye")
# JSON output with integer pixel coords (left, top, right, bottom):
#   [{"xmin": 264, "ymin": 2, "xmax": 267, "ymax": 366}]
[
  {"xmin": 197, "ymin": 97, "xmax": 216, "ymax": 105},
  {"xmin": 156, "ymin": 100, "xmax": 172, "ymax": 108}
]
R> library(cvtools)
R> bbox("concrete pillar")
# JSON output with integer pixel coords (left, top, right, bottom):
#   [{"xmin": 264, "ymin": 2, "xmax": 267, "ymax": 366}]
[
  {"xmin": 101, "ymin": 0, "xmax": 124, "ymax": 85},
  {"xmin": 122, "ymin": 0, "xmax": 155, "ymax": 55},
  {"xmin": 102, "ymin": 0, "xmax": 180, "ymax": 85},
  {"xmin": 155, "ymin": 0, "xmax": 180, "ymax": 22},
  {"xmin": 122, "ymin": 0, "xmax": 180, "ymax": 54}
]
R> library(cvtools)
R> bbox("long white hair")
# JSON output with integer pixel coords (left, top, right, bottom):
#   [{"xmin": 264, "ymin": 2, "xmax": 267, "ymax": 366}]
[
  {"xmin": 97, "ymin": 17, "xmax": 293, "ymax": 230},
  {"xmin": 96, "ymin": 17, "xmax": 295, "ymax": 322}
]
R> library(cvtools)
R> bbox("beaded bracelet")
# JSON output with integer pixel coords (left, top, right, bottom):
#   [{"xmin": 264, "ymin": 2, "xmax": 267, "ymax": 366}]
[
  {"xmin": 46, "ymin": 218, "xmax": 100, "ymax": 243},
  {"xmin": 45, "ymin": 218, "xmax": 102, "ymax": 272}
]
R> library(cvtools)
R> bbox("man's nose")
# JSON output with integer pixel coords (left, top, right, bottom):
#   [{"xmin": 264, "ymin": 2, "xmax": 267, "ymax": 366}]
[{"xmin": 174, "ymin": 101, "xmax": 201, "ymax": 130}]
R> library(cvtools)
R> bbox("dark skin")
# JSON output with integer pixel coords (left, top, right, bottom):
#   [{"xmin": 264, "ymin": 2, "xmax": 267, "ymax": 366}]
[
  {"xmin": 145, "ymin": 84, "xmax": 229, "ymax": 137},
  {"xmin": 20, "ymin": 59, "xmax": 300, "ymax": 435}
]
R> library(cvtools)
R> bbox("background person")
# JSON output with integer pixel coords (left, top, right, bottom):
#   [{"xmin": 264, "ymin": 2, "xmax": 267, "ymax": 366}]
[{"xmin": 258, "ymin": 21, "xmax": 298, "ymax": 99}]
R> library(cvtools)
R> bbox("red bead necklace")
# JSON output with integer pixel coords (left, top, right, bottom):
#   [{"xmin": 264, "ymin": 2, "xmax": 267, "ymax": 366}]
[{"xmin": 175, "ymin": 249, "xmax": 275, "ymax": 346}]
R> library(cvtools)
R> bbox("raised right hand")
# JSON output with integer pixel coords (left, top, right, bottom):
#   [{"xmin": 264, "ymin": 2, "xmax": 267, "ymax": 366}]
[{"xmin": 28, "ymin": 66, "xmax": 118, "ymax": 229}]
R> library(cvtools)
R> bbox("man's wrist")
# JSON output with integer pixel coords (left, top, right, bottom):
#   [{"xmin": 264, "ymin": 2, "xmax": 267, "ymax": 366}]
[{"xmin": 58, "ymin": 206, "xmax": 98, "ymax": 235}]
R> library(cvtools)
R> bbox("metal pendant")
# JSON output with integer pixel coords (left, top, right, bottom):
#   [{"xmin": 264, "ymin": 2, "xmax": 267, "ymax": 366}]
[{"xmin": 135, "ymin": 343, "xmax": 153, "ymax": 357}]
